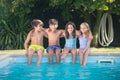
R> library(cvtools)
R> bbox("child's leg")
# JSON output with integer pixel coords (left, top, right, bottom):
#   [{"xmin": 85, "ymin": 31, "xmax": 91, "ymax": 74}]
[
  {"xmin": 37, "ymin": 49, "xmax": 44, "ymax": 66},
  {"xmin": 55, "ymin": 49, "xmax": 61, "ymax": 64},
  {"xmin": 83, "ymin": 49, "xmax": 89, "ymax": 66},
  {"xmin": 71, "ymin": 48, "xmax": 77, "ymax": 64},
  {"xmin": 48, "ymin": 50, "xmax": 54, "ymax": 64},
  {"xmin": 79, "ymin": 49, "xmax": 83, "ymax": 65},
  {"xmin": 28, "ymin": 49, "xmax": 35, "ymax": 64},
  {"xmin": 61, "ymin": 48, "xmax": 69, "ymax": 60}
]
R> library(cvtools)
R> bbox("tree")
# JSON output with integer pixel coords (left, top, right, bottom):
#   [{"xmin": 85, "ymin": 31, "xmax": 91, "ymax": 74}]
[
  {"xmin": 49, "ymin": 0, "xmax": 120, "ymax": 47},
  {"xmin": 0, "ymin": 0, "xmax": 34, "ymax": 49}
]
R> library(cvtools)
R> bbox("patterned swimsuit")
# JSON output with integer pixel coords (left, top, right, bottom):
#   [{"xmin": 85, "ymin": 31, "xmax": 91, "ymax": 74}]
[
  {"xmin": 64, "ymin": 37, "xmax": 76, "ymax": 50},
  {"xmin": 79, "ymin": 36, "xmax": 89, "ymax": 49}
]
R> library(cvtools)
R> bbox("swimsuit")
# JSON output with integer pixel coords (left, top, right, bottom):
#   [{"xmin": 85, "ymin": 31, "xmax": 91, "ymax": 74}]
[
  {"xmin": 29, "ymin": 45, "xmax": 44, "ymax": 51},
  {"xmin": 64, "ymin": 37, "xmax": 76, "ymax": 50},
  {"xmin": 79, "ymin": 36, "xmax": 90, "ymax": 49},
  {"xmin": 46, "ymin": 45, "xmax": 61, "ymax": 53}
]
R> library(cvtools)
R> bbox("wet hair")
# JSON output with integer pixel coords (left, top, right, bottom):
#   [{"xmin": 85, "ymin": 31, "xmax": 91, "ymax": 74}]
[
  {"xmin": 80, "ymin": 22, "xmax": 91, "ymax": 36},
  {"xmin": 49, "ymin": 19, "xmax": 58, "ymax": 25},
  {"xmin": 65, "ymin": 21, "xmax": 76, "ymax": 39},
  {"xmin": 31, "ymin": 19, "xmax": 44, "ymax": 27}
]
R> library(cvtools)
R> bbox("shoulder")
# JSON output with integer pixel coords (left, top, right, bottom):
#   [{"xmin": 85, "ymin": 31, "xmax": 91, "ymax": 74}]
[
  {"xmin": 26, "ymin": 30, "xmax": 34, "ymax": 39},
  {"xmin": 28, "ymin": 30, "xmax": 34, "ymax": 35},
  {"xmin": 58, "ymin": 29, "xmax": 64, "ymax": 33},
  {"xmin": 62, "ymin": 32, "xmax": 66, "ymax": 37},
  {"xmin": 41, "ymin": 28, "xmax": 49, "ymax": 33},
  {"xmin": 47, "ymin": 28, "xmax": 51, "ymax": 33},
  {"xmin": 88, "ymin": 31, "xmax": 93, "ymax": 40}
]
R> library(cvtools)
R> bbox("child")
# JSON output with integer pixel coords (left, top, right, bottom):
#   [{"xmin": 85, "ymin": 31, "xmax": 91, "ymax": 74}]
[
  {"xmin": 79, "ymin": 22, "xmax": 93, "ymax": 66},
  {"xmin": 61, "ymin": 21, "xmax": 77, "ymax": 64},
  {"xmin": 44, "ymin": 19, "xmax": 64, "ymax": 64},
  {"xmin": 24, "ymin": 19, "xmax": 47, "ymax": 65}
]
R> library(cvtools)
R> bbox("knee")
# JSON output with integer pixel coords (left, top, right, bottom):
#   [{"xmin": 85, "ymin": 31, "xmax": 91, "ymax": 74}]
[
  {"xmin": 56, "ymin": 49, "xmax": 61, "ymax": 53},
  {"xmin": 28, "ymin": 49, "xmax": 34, "ymax": 56},
  {"xmin": 38, "ymin": 49, "xmax": 43, "ymax": 54},
  {"xmin": 37, "ymin": 51, "xmax": 43, "ymax": 56},
  {"xmin": 48, "ymin": 50, "xmax": 54, "ymax": 55},
  {"xmin": 72, "ymin": 52, "xmax": 77, "ymax": 56},
  {"xmin": 63, "ymin": 48, "xmax": 69, "ymax": 53},
  {"xmin": 28, "ymin": 52, "xmax": 33, "ymax": 57},
  {"xmin": 72, "ymin": 49, "xmax": 77, "ymax": 53}
]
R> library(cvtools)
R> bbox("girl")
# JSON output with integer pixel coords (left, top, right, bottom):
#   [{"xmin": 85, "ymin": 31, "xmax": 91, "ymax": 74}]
[
  {"xmin": 61, "ymin": 21, "xmax": 77, "ymax": 64},
  {"xmin": 79, "ymin": 22, "xmax": 93, "ymax": 66}
]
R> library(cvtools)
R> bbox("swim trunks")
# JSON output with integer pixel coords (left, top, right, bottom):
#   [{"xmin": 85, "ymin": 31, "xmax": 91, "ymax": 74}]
[
  {"xmin": 29, "ymin": 45, "xmax": 44, "ymax": 51},
  {"xmin": 46, "ymin": 45, "xmax": 61, "ymax": 53}
]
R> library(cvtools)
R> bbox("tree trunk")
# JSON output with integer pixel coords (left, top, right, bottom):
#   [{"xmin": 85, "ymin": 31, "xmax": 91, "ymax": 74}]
[{"xmin": 92, "ymin": 11, "xmax": 102, "ymax": 47}]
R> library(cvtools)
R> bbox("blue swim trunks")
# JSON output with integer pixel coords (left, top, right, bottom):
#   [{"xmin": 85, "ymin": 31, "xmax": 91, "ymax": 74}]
[{"xmin": 46, "ymin": 45, "xmax": 62, "ymax": 53}]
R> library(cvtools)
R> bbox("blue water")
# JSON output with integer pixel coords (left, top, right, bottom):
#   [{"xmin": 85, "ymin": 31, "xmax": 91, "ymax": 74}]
[{"xmin": 0, "ymin": 56, "xmax": 120, "ymax": 80}]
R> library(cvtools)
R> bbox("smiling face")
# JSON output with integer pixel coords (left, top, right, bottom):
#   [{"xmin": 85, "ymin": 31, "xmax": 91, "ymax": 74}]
[
  {"xmin": 31, "ymin": 19, "xmax": 44, "ymax": 32},
  {"xmin": 48, "ymin": 19, "xmax": 58, "ymax": 32},
  {"xmin": 65, "ymin": 21, "xmax": 76, "ymax": 38},
  {"xmin": 34, "ymin": 24, "xmax": 43, "ymax": 31},
  {"xmin": 80, "ymin": 24, "xmax": 88, "ymax": 34},
  {"xmin": 67, "ymin": 24, "xmax": 74, "ymax": 34},
  {"xmin": 49, "ymin": 24, "xmax": 58, "ymax": 31}
]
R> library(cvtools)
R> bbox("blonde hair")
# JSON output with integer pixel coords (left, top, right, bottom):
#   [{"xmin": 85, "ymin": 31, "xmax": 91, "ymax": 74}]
[{"xmin": 80, "ymin": 22, "xmax": 91, "ymax": 36}]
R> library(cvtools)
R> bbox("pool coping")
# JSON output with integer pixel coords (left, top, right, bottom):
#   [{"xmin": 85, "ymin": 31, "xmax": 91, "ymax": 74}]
[{"xmin": 0, "ymin": 49, "xmax": 120, "ymax": 61}]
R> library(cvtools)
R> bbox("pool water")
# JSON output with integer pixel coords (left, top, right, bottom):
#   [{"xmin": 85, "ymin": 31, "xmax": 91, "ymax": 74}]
[{"xmin": 0, "ymin": 56, "xmax": 120, "ymax": 80}]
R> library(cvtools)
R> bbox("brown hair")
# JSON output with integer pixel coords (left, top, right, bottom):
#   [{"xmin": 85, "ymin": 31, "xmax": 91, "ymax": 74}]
[
  {"xmin": 49, "ymin": 19, "xmax": 58, "ymax": 25},
  {"xmin": 31, "ymin": 19, "xmax": 44, "ymax": 27},
  {"xmin": 65, "ymin": 21, "xmax": 76, "ymax": 39}
]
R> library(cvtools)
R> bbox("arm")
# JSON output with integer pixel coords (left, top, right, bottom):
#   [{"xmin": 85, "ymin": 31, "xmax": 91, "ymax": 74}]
[
  {"xmin": 60, "ymin": 30, "xmax": 65, "ymax": 37},
  {"xmin": 41, "ymin": 27, "xmax": 49, "ymax": 32},
  {"xmin": 43, "ymin": 31, "xmax": 48, "ymax": 38},
  {"xmin": 41, "ymin": 27, "xmax": 49, "ymax": 38},
  {"xmin": 24, "ymin": 31, "xmax": 31, "ymax": 56},
  {"xmin": 89, "ymin": 31, "xmax": 93, "ymax": 40}
]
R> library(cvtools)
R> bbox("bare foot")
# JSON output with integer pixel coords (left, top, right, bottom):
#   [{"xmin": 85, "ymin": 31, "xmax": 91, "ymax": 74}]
[{"xmin": 81, "ymin": 64, "xmax": 86, "ymax": 67}]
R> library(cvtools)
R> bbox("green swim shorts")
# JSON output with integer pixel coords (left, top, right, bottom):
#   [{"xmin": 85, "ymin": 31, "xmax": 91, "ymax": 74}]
[{"xmin": 29, "ymin": 45, "xmax": 44, "ymax": 51}]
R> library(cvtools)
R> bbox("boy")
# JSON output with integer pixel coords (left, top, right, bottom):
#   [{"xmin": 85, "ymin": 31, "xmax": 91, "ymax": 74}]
[
  {"xmin": 44, "ymin": 19, "xmax": 64, "ymax": 64},
  {"xmin": 24, "ymin": 19, "xmax": 47, "ymax": 65}
]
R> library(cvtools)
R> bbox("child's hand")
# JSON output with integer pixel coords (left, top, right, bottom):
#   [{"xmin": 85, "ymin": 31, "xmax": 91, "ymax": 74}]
[{"xmin": 83, "ymin": 48, "xmax": 88, "ymax": 54}]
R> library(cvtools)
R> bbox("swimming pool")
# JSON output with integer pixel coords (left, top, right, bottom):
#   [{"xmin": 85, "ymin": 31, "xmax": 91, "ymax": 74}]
[{"xmin": 0, "ymin": 56, "xmax": 120, "ymax": 80}]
